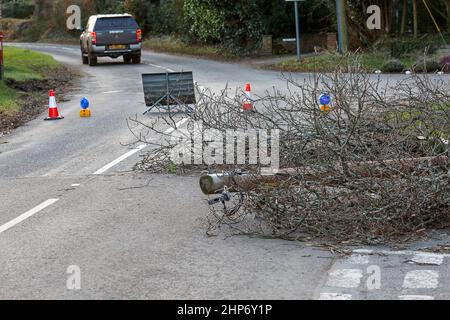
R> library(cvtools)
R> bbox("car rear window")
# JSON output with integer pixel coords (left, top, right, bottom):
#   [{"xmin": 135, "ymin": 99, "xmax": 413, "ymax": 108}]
[{"xmin": 94, "ymin": 17, "xmax": 138, "ymax": 30}]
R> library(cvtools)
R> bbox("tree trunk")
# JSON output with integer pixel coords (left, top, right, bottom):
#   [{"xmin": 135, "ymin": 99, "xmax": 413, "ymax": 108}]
[
  {"xmin": 446, "ymin": 0, "xmax": 450, "ymax": 32},
  {"xmin": 413, "ymin": 0, "xmax": 418, "ymax": 38},
  {"xmin": 384, "ymin": 0, "xmax": 391, "ymax": 34},
  {"xmin": 400, "ymin": 0, "xmax": 407, "ymax": 35}
]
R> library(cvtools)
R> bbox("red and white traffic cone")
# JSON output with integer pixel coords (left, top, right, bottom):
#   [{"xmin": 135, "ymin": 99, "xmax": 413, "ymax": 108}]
[
  {"xmin": 44, "ymin": 89, "xmax": 64, "ymax": 121},
  {"xmin": 243, "ymin": 83, "xmax": 253, "ymax": 111}
]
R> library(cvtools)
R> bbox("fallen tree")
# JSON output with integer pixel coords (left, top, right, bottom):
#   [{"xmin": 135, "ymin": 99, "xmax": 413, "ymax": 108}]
[
  {"xmin": 130, "ymin": 55, "xmax": 450, "ymax": 244},
  {"xmin": 200, "ymin": 156, "xmax": 449, "ymax": 195}
]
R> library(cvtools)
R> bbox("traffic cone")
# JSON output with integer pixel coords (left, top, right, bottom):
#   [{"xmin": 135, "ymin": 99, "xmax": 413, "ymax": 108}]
[
  {"xmin": 44, "ymin": 90, "xmax": 64, "ymax": 121},
  {"xmin": 243, "ymin": 83, "xmax": 253, "ymax": 111}
]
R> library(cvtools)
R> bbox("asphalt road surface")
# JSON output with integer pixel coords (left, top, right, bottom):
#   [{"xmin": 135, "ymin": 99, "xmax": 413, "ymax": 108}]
[{"xmin": 1, "ymin": 43, "xmax": 449, "ymax": 300}]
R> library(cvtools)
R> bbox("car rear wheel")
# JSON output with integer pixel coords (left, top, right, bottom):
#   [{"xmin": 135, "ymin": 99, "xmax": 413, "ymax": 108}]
[
  {"xmin": 123, "ymin": 55, "xmax": 132, "ymax": 64},
  {"xmin": 81, "ymin": 53, "xmax": 89, "ymax": 65},
  {"xmin": 88, "ymin": 54, "xmax": 97, "ymax": 67},
  {"xmin": 132, "ymin": 55, "xmax": 141, "ymax": 64}
]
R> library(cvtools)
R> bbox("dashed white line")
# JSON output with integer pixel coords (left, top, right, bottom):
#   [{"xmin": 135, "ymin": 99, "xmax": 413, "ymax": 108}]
[
  {"xmin": 326, "ymin": 269, "xmax": 363, "ymax": 289},
  {"xmin": 145, "ymin": 62, "xmax": 175, "ymax": 73},
  {"xmin": 102, "ymin": 90, "xmax": 121, "ymax": 94},
  {"xmin": 403, "ymin": 270, "xmax": 439, "ymax": 289},
  {"xmin": 92, "ymin": 117, "xmax": 189, "ymax": 175},
  {"xmin": 93, "ymin": 144, "xmax": 147, "ymax": 175},
  {"xmin": 0, "ymin": 199, "xmax": 59, "ymax": 234},
  {"xmin": 164, "ymin": 117, "xmax": 189, "ymax": 135}
]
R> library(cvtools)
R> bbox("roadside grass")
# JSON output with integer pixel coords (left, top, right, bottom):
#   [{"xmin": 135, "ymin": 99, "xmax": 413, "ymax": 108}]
[
  {"xmin": 275, "ymin": 52, "xmax": 414, "ymax": 73},
  {"xmin": 0, "ymin": 82, "xmax": 19, "ymax": 115},
  {"xmin": 143, "ymin": 36, "xmax": 223, "ymax": 59},
  {"xmin": 0, "ymin": 47, "xmax": 60, "ymax": 114},
  {"xmin": 3, "ymin": 46, "xmax": 60, "ymax": 81}
]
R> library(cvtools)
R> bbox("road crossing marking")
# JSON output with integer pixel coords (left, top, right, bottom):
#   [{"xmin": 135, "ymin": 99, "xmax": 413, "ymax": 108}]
[
  {"xmin": 0, "ymin": 199, "xmax": 59, "ymax": 234},
  {"xmin": 410, "ymin": 252, "xmax": 444, "ymax": 266},
  {"xmin": 318, "ymin": 249, "xmax": 446, "ymax": 300},
  {"xmin": 319, "ymin": 293, "xmax": 352, "ymax": 300},
  {"xmin": 353, "ymin": 248, "xmax": 450, "ymax": 258},
  {"xmin": 326, "ymin": 269, "xmax": 363, "ymax": 289},
  {"xmin": 399, "ymin": 295, "xmax": 435, "ymax": 300},
  {"xmin": 402, "ymin": 270, "xmax": 439, "ymax": 289},
  {"xmin": 347, "ymin": 254, "xmax": 370, "ymax": 265}
]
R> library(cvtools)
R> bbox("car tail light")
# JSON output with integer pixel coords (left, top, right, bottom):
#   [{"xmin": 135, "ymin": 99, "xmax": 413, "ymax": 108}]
[
  {"xmin": 136, "ymin": 29, "xmax": 142, "ymax": 42},
  {"xmin": 91, "ymin": 32, "xmax": 97, "ymax": 45}
]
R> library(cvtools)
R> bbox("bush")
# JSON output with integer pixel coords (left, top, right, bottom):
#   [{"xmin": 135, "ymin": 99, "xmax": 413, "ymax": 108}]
[
  {"xmin": 387, "ymin": 36, "xmax": 444, "ymax": 58},
  {"xmin": 183, "ymin": 0, "xmax": 225, "ymax": 44},
  {"xmin": 413, "ymin": 57, "xmax": 442, "ymax": 73},
  {"xmin": 381, "ymin": 59, "xmax": 405, "ymax": 73},
  {"xmin": 2, "ymin": 0, "xmax": 34, "ymax": 19},
  {"xmin": 147, "ymin": 0, "xmax": 186, "ymax": 36},
  {"xmin": 183, "ymin": 0, "xmax": 263, "ymax": 55}
]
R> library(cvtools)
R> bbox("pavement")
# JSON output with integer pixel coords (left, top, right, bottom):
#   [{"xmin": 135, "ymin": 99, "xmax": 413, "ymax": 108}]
[{"xmin": 0, "ymin": 43, "xmax": 449, "ymax": 300}]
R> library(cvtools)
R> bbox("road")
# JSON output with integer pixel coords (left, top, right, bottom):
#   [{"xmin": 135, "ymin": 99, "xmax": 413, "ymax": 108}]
[{"xmin": 0, "ymin": 43, "xmax": 449, "ymax": 300}]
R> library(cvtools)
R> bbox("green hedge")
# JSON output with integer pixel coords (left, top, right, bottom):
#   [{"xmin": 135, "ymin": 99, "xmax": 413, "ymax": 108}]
[{"xmin": 2, "ymin": 0, "xmax": 34, "ymax": 19}]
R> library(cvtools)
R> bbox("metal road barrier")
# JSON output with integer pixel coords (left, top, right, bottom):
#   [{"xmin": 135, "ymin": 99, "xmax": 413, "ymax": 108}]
[{"xmin": 141, "ymin": 71, "xmax": 196, "ymax": 115}]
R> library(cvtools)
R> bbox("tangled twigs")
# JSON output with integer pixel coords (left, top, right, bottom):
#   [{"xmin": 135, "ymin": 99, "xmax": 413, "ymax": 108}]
[{"xmin": 130, "ymin": 55, "xmax": 450, "ymax": 245}]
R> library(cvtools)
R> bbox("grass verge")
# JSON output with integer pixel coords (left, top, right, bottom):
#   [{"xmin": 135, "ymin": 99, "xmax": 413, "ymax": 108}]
[
  {"xmin": 3, "ymin": 46, "xmax": 60, "ymax": 81},
  {"xmin": 0, "ymin": 46, "xmax": 59, "ymax": 115},
  {"xmin": 0, "ymin": 82, "xmax": 19, "ymax": 115},
  {"xmin": 0, "ymin": 46, "xmax": 77, "ymax": 133},
  {"xmin": 143, "ymin": 36, "xmax": 223, "ymax": 59}
]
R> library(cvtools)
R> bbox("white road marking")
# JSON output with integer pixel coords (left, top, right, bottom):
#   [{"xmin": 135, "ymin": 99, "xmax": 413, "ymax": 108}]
[
  {"xmin": 403, "ymin": 270, "xmax": 439, "ymax": 289},
  {"xmin": 71, "ymin": 184, "xmax": 81, "ymax": 187},
  {"xmin": 353, "ymin": 249, "xmax": 374, "ymax": 254},
  {"xmin": 0, "ymin": 199, "xmax": 59, "ymax": 234},
  {"xmin": 102, "ymin": 90, "xmax": 121, "ymax": 94},
  {"xmin": 410, "ymin": 252, "xmax": 444, "ymax": 266},
  {"xmin": 93, "ymin": 144, "xmax": 147, "ymax": 175},
  {"xmin": 145, "ymin": 63, "xmax": 175, "ymax": 73},
  {"xmin": 347, "ymin": 254, "xmax": 370, "ymax": 265},
  {"xmin": 399, "ymin": 295, "xmax": 435, "ymax": 300},
  {"xmin": 92, "ymin": 116, "xmax": 188, "ymax": 175},
  {"xmin": 319, "ymin": 293, "xmax": 352, "ymax": 300},
  {"xmin": 326, "ymin": 269, "xmax": 363, "ymax": 289},
  {"xmin": 92, "ymin": 116, "xmax": 189, "ymax": 175},
  {"xmin": 164, "ymin": 117, "xmax": 189, "ymax": 135},
  {"xmin": 353, "ymin": 249, "xmax": 450, "ymax": 258}
]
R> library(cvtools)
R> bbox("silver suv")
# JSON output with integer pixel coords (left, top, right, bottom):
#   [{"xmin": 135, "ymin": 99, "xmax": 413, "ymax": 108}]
[{"xmin": 80, "ymin": 14, "xmax": 142, "ymax": 66}]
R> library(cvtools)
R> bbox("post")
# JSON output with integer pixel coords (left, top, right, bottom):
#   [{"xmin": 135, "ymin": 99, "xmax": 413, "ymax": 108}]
[
  {"xmin": 0, "ymin": 32, "xmax": 4, "ymax": 80},
  {"xmin": 336, "ymin": 0, "xmax": 348, "ymax": 54},
  {"xmin": 294, "ymin": 1, "xmax": 301, "ymax": 61}
]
